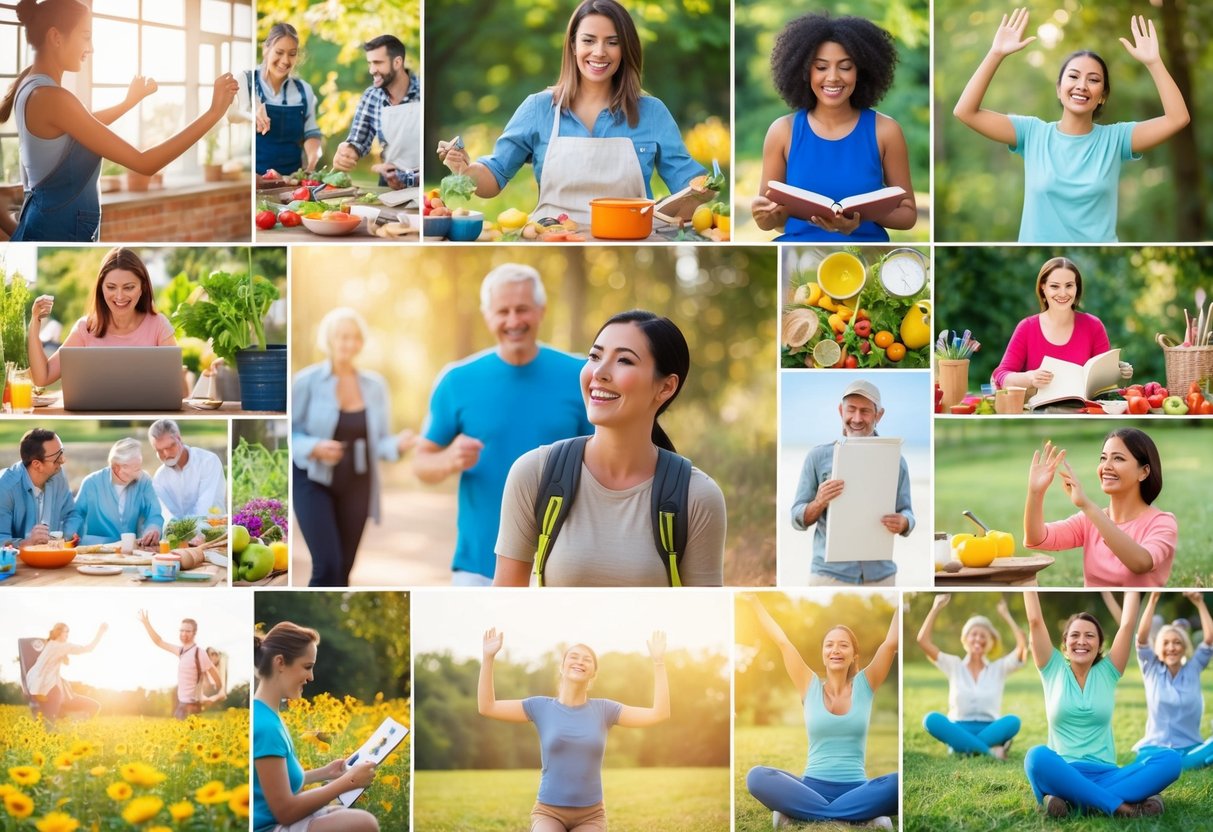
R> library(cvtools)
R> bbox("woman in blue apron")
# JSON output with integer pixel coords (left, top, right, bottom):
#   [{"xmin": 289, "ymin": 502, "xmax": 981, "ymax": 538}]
[
  {"xmin": 435, "ymin": 0, "xmax": 704, "ymax": 228},
  {"xmin": 0, "ymin": 0, "xmax": 239, "ymax": 242},
  {"xmin": 251, "ymin": 23, "xmax": 323, "ymax": 175}
]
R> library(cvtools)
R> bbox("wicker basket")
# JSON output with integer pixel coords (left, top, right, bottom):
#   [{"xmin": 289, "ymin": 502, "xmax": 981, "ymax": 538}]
[{"xmin": 1156, "ymin": 334, "xmax": 1213, "ymax": 394}]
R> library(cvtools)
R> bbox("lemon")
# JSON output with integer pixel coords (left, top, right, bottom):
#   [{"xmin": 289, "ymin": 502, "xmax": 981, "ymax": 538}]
[
  {"xmin": 270, "ymin": 541, "xmax": 288, "ymax": 572},
  {"xmin": 714, "ymin": 213, "xmax": 730, "ymax": 234},
  {"xmin": 812, "ymin": 339, "xmax": 841, "ymax": 368},
  {"xmin": 497, "ymin": 207, "xmax": 530, "ymax": 230},
  {"xmin": 692, "ymin": 204, "xmax": 714, "ymax": 234},
  {"xmin": 807, "ymin": 283, "xmax": 823, "ymax": 306}
]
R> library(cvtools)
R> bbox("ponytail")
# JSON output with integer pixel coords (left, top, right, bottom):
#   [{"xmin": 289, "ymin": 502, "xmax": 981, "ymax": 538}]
[
  {"xmin": 1, "ymin": 0, "xmax": 91, "ymax": 124},
  {"xmin": 254, "ymin": 621, "xmax": 320, "ymax": 678}
]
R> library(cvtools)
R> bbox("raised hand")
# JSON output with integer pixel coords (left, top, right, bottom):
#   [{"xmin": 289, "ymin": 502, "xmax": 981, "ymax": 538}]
[
  {"xmin": 933, "ymin": 593, "xmax": 951, "ymax": 610},
  {"xmin": 483, "ymin": 627, "xmax": 504, "ymax": 659},
  {"xmin": 208, "ymin": 73, "xmax": 239, "ymax": 114},
  {"xmin": 996, "ymin": 596, "xmax": 1011, "ymax": 618},
  {"xmin": 125, "ymin": 75, "xmax": 158, "ymax": 106},
  {"xmin": 990, "ymin": 8, "xmax": 1037, "ymax": 57},
  {"xmin": 647, "ymin": 631, "xmax": 667, "ymax": 663},
  {"xmin": 1185, "ymin": 590, "xmax": 1207, "ymax": 606},
  {"xmin": 30, "ymin": 294, "xmax": 54, "ymax": 324},
  {"xmin": 1058, "ymin": 459, "xmax": 1090, "ymax": 509},
  {"xmin": 1120, "ymin": 16, "xmax": 1161, "ymax": 66},
  {"xmin": 1027, "ymin": 440, "xmax": 1065, "ymax": 494}
]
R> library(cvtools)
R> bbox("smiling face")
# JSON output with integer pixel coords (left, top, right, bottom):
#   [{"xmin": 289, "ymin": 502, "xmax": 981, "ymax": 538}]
[
  {"xmin": 1156, "ymin": 627, "xmax": 1189, "ymax": 670},
  {"xmin": 1063, "ymin": 616, "xmax": 1101, "ymax": 668},
  {"xmin": 263, "ymin": 34, "xmax": 299, "ymax": 83},
  {"xmin": 963, "ymin": 625, "xmax": 994, "ymax": 658},
  {"xmin": 561, "ymin": 644, "xmax": 598, "ymax": 685},
  {"xmin": 822, "ymin": 627, "xmax": 857, "ymax": 675},
  {"xmin": 55, "ymin": 13, "xmax": 93, "ymax": 73},
  {"xmin": 581, "ymin": 322, "xmax": 677, "ymax": 430},
  {"xmin": 838, "ymin": 394, "xmax": 882, "ymax": 437},
  {"xmin": 483, "ymin": 280, "xmax": 543, "ymax": 364},
  {"xmin": 808, "ymin": 41, "xmax": 857, "ymax": 109},
  {"xmin": 573, "ymin": 13, "xmax": 622, "ymax": 86},
  {"xmin": 110, "ymin": 457, "xmax": 143, "ymax": 486},
  {"xmin": 1097, "ymin": 435, "xmax": 1148, "ymax": 497},
  {"xmin": 1057, "ymin": 55, "xmax": 1106, "ymax": 118},
  {"xmin": 1040, "ymin": 267, "xmax": 1078, "ymax": 311},
  {"xmin": 366, "ymin": 45, "xmax": 401, "ymax": 89},
  {"xmin": 101, "ymin": 268, "xmax": 143, "ymax": 317},
  {"xmin": 151, "ymin": 431, "xmax": 184, "ymax": 468},
  {"xmin": 280, "ymin": 641, "xmax": 317, "ymax": 700}
]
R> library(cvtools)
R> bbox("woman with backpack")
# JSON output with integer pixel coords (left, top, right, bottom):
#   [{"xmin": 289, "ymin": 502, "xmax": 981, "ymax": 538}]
[{"xmin": 492, "ymin": 309, "xmax": 726, "ymax": 586}]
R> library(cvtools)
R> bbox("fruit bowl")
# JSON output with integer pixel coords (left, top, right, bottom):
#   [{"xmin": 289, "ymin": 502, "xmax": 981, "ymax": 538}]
[
  {"xmin": 301, "ymin": 212, "xmax": 362, "ymax": 236},
  {"xmin": 19, "ymin": 545, "xmax": 77, "ymax": 569},
  {"xmin": 447, "ymin": 211, "xmax": 484, "ymax": 242},
  {"xmin": 422, "ymin": 214, "xmax": 452, "ymax": 239}
]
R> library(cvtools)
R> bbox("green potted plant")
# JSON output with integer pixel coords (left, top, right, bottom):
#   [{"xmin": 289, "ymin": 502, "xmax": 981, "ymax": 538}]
[
  {"xmin": 171, "ymin": 264, "xmax": 285, "ymax": 412},
  {"xmin": 0, "ymin": 267, "xmax": 31, "ymax": 407}
]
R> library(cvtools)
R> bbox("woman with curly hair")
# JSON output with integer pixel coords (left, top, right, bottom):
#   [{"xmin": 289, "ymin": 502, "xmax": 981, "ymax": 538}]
[{"xmin": 751, "ymin": 13, "xmax": 917, "ymax": 242}]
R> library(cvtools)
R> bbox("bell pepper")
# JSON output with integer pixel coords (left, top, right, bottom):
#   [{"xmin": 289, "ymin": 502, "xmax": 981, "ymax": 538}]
[{"xmin": 1188, "ymin": 392, "xmax": 1205, "ymax": 413}]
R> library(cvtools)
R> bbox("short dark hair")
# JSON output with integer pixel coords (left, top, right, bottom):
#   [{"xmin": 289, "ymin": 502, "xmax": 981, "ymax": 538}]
[
  {"xmin": 1061, "ymin": 612, "xmax": 1105, "ymax": 664},
  {"xmin": 1105, "ymin": 428, "xmax": 1164, "ymax": 505},
  {"xmin": 19, "ymin": 429, "xmax": 57, "ymax": 467},
  {"xmin": 1057, "ymin": 51, "xmax": 1110, "ymax": 119},
  {"xmin": 769, "ymin": 14, "xmax": 898, "ymax": 112},
  {"xmin": 363, "ymin": 35, "xmax": 405, "ymax": 63}
]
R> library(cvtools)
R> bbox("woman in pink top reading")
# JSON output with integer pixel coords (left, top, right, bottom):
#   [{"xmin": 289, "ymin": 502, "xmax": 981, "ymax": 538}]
[
  {"xmin": 992, "ymin": 257, "xmax": 1132, "ymax": 390},
  {"xmin": 27, "ymin": 246, "xmax": 176, "ymax": 386},
  {"xmin": 1024, "ymin": 428, "xmax": 1176, "ymax": 587}
]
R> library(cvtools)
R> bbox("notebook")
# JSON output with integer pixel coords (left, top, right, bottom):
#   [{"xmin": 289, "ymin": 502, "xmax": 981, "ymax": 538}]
[{"xmin": 59, "ymin": 347, "xmax": 184, "ymax": 412}]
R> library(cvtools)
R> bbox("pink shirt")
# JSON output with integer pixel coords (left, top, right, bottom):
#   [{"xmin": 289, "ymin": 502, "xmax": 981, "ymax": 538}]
[
  {"xmin": 66, "ymin": 312, "xmax": 174, "ymax": 347},
  {"xmin": 176, "ymin": 643, "xmax": 216, "ymax": 704},
  {"xmin": 1033, "ymin": 506, "xmax": 1177, "ymax": 587},
  {"xmin": 992, "ymin": 312, "xmax": 1111, "ymax": 389}
]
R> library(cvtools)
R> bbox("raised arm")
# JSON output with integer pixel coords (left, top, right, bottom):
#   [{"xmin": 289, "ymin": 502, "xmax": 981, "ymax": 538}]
[
  {"xmin": 996, "ymin": 596, "xmax": 1027, "ymax": 662},
  {"xmin": 1023, "ymin": 591, "xmax": 1052, "ymax": 669},
  {"xmin": 1137, "ymin": 592, "xmax": 1160, "ymax": 646},
  {"xmin": 1121, "ymin": 16, "xmax": 1190, "ymax": 153},
  {"xmin": 953, "ymin": 8, "xmax": 1036, "ymax": 145},
  {"xmin": 1023, "ymin": 441, "xmax": 1065, "ymax": 548},
  {"xmin": 1109, "ymin": 591, "xmax": 1141, "ymax": 674},
  {"xmin": 477, "ymin": 628, "xmax": 528, "ymax": 723},
  {"xmin": 82, "ymin": 623, "xmax": 108, "ymax": 653},
  {"xmin": 136, "ymin": 609, "xmax": 175, "ymax": 654},
  {"xmin": 617, "ymin": 631, "xmax": 671, "ymax": 728},
  {"xmin": 745, "ymin": 594, "xmax": 812, "ymax": 699},
  {"xmin": 1185, "ymin": 591, "xmax": 1213, "ymax": 647},
  {"xmin": 27, "ymin": 296, "xmax": 57, "ymax": 386},
  {"xmin": 865, "ymin": 606, "xmax": 900, "ymax": 692},
  {"xmin": 916, "ymin": 594, "xmax": 949, "ymax": 662}
]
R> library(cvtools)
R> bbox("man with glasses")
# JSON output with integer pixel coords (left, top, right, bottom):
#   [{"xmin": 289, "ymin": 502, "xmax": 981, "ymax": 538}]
[
  {"xmin": 147, "ymin": 419, "xmax": 226, "ymax": 524},
  {"xmin": 0, "ymin": 428, "xmax": 80, "ymax": 547},
  {"xmin": 137, "ymin": 611, "xmax": 224, "ymax": 719}
]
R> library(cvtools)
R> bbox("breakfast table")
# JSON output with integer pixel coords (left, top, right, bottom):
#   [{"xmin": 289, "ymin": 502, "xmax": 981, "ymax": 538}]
[{"xmin": 0, "ymin": 560, "xmax": 227, "ymax": 587}]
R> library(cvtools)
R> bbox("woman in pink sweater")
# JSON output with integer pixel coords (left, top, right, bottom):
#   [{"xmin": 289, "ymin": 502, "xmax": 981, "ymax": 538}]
[
  {"xmin": 1024, "ymin": 428, "xmax": 1176, "ymax": 587},
  {"xmin": 992, "ymin": 257, "xmax": 1132, "ymax": 390}
]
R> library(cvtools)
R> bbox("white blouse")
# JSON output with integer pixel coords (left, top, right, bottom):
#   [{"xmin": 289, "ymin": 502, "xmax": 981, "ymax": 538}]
[{"xmin": 932, "ymin": 649, "xmax": 1024, "ymax": 722}]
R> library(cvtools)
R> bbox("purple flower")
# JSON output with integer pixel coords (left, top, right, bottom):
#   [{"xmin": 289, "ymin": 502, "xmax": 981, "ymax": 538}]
[{"xmin": 233, "ymin": 498, "xmax": 289, "ymax": 542}]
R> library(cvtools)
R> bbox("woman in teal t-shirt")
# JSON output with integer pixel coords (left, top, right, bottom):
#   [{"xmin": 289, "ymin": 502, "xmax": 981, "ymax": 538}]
[
  {"xmin": 743, "ymin": 594, "xmax": 899, "ymax": 828},
  {"xmin": 953, "ymin": 10, "xmax": 1189, "ymax": 243},
  {"xmin": 1023, "ymin": 591, "xmax": 1181, "ymax": 817},
  {"xmin": 252, "ymin": 622, "xmax": 379, "ymax": 832}
]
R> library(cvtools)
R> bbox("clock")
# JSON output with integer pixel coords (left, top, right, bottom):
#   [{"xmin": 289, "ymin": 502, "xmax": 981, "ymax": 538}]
[{"xmin": 879, "ymin": 248, "xmax": 928, "ymax": 298}]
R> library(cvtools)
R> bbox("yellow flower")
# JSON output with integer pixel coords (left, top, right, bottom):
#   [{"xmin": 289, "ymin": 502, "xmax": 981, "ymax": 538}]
[
  {"xmin": 88, "ymin": 766, "xmax": 107, "ymax": 777},
  {"xmin": 120, "ymin": 796, "xmax": 163, "ymax": 825},
  {"xmin": 31, "ymin": 752, "xmax": 46, "ymax": 767},
  {"xmin": 380, "ymin": 774, "xmax": 400, "ymax": 788},
  {"xmin": 35, "ymin": 811, "xmax": 81, "ymax": 832},
  {"xmin": 380, "ymin": 801, "xmax": 393, "ymax": 813},
  {"xmin": 68, "ymin": 741, "xmax": 94, "ymax": 759},
  {"xmin": 0, "ymin": 785, "xmax": 15, "ymax": 798},
  {"xmin": 227, "ymin": 784, "xmax": 249, "ymax": 818},
  {"xmin": 114, "ymin": 744, "xmax": 128, "ymax": 755},
  {"xmin": 53, "ymin": 753, "xmax": 73, "ymax": 771},
  {"xmin": 146, "ymin": 827, "xmax": 172, "ymax": 832},
  {"xmin": 8, "ymin": 766, "xmax": 40, "ymax": 786},
  {"xmin": 119, "ymin": 763, "xmax": 166, "ymax": 787},
  {"xmin": 194, "ymin": 781, "xmax": 229, "ymax": 805},
  {"xmin": 5, "ymin": 791, "xmax": 34, "ymax": 819},
  {"xmin": 383, "ymin": 753, "xmax": 399, "ymax": 767},
  {"xmin": 204, "ymin": 748, "xmax": 224, "ymax": 764},
  {"xmin": 167, "ymin": 801, "xmax": 194, "ymax": 821},
  {"xmin": 106, "ymin": 782, "xmax": 133, "ymax": 801}
]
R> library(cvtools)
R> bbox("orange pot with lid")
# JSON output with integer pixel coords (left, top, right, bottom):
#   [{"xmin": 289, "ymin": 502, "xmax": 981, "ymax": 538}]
[{"xmin": 590, "ymin": 197, "xmax": 655, "ymax": 240}]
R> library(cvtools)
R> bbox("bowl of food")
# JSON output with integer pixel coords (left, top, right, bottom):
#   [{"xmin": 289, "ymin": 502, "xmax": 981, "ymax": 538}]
[
  {"xmin": 422, "ymin": 214, "xmax": 452, "ymax": 239},
  {"xmin": 446, "ymin": 210, "xmax": 484, "ymax": 242},
  {"xmin": 19, "ymin": 544, "xmax": 77, "ymax": 569},
  {"xmin": 301, "ymin": 211, "xmax": 362, "ymax": 237},
  {"xmin": 1099, "ymin": 399, "xmax": 1129, "ymax": 415}
]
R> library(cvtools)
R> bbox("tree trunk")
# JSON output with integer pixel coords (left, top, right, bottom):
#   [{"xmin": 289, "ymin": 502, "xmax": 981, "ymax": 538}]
[{"xmin": 1161, "ymin": 0, "xmax": 1205, "ymax": 240}]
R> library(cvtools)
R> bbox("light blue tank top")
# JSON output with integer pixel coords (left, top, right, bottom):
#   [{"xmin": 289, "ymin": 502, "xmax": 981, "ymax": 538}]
[
  {"xmin": 804, "ymin": 670, "xmax": 872, "ymax": 782},
  {"xmin": 15, "ymin": 74, "xmax": 72, "ymax": 188}
]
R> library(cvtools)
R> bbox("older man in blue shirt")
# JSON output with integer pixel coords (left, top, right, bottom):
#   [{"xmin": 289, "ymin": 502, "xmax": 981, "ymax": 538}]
[
  {"xmin": 0, "ymin": 428, "xmax": 80, "ymax": 547},
  {"xmin": 790, "ymin": 379, "xmax": 914, "ymax": 585}
]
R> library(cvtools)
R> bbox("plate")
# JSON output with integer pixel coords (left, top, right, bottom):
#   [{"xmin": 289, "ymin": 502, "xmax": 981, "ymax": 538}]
[
  {"xmin": 77, "ymin": 565, "xmax": 122, "ymax": 576},
  {"xmin": 34, "ymin": 395, "xmax": 55, "ymax": 407},
  {"xmin": 186, "ymin": 398, "xmax": 224, "ymax": 410}
]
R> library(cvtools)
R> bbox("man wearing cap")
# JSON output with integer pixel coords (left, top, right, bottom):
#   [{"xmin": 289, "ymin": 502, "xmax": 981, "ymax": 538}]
[{"xmin": 790, "ymin": 379, "xmax": 915, "ymax": 585}]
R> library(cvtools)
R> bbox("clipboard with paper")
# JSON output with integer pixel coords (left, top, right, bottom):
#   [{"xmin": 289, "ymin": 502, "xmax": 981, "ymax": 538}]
[
  {"xmin": 823, "ymin": 437, "xmax": 903, "ymax": 562},
  {"xmin": 337, "ymin": 717, "xmax": 409, "ymax": 807}
]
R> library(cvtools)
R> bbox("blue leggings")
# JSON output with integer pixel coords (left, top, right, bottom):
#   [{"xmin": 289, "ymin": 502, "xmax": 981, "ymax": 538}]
[
  {"xmin": 1137, "ymin": 739, "xmax": 1213, "ymax": 771},
  {"xmin": 1024, "ymin": 745, "xmax": 1182, "ymax": 815},
  {"xmin": 746, "ymin": 766, "xmax": 898, "ymax": 822},
  {"xmin": 923, "ymin": 712, "xmax": 1021, "ymax": 755}
]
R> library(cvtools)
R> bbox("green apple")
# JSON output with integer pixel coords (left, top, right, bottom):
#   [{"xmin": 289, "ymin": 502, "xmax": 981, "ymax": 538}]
[
  {"xmin": 240, "ymin": 543, "xmax": 274, "ymax": 581},
  {"xmin": 1162, "ymin": 396, "xmax": 1189, "ymax": 416},
  {"xmin": 232, "ymin": 524, "xmax": 251, "ymax": 554}
]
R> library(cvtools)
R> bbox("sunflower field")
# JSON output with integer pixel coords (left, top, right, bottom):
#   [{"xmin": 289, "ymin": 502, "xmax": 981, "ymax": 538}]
[{"xmin": 0, "ymin": 707, "xmax": 248, "ymax": 831}]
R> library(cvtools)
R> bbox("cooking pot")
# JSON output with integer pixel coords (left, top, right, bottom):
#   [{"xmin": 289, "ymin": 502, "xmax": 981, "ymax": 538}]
[{"xmin": 590, "ymin": 197, "xmax": 655, "ymax": 240}]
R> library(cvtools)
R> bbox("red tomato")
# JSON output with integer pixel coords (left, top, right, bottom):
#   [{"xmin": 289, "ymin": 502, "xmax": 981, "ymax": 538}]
[
  {"xmin": 853, "ymin": 319, "xmax": 872, "ymax": 338},
  {"xmin": 1147, "ymin": 393, "xmax": 1165, "ymax": 409},
  {"xmin": 1127, "ymin": 396, "xmax": 1150, "ymax": 415},
  {"xmin": 844, "ymin": 355, "xmax": 859, "ymax": 369},
  {"xmin": 292, "ymin": 185, "xmax": 312, "ymax": 201},
  {"xmin": 278, "ymin": 210, "xmax": 302, "ymax": 228},
  {"xmin": 1201, "ymin": 400, "xmax": 1213, "ymax": 416},
  {"xmin": 255, "ymin": 209, "xmax": 277, "ymax": 230}
]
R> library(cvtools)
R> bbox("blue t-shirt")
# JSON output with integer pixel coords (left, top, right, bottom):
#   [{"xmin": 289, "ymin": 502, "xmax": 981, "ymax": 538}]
[
  {"xmin": 804, "ymin": 670, "xmax": 873, "ymax": 783},
  {"xmin": 253, "ymin": 699, "xmax": 305, "ymax": 832},
  {"xmin": 421, "ymin": 345, "xmax": 593, "ymax": 578},
  {"xmin": 523, "ymin": 696, "xmax": 623, "ymax": 807},
  {"xmin": 1010, "ymin": 115, "xmax": 1139, "ymax": 243},
  {"xmin": 1040, "ymin": 648, "xmax": 1120, "ymax": 764},
  {"xmin": 477, "ymin": 91, "xmax": 704, "ymax": 198},
  {"xmin": 1135, "ymin": 641, "xmax": 1213, "ymax": 751}
]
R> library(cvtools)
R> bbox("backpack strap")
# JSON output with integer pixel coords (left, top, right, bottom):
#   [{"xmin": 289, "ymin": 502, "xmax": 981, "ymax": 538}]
[
  {"xmin": 651, "ymin": 449, "xmax": 692, "ymax": 587},
  {"xmin": 532, "ymin": 436, "xmax": 589, "ymax": 587}
]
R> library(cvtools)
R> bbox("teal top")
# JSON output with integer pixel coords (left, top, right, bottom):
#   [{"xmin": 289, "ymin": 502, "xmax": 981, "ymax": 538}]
[
  {"xmin": 804, "ymin": 669, "xmax": 872, "ymax": 782},
  {"xmin": 1040, "ymin": 647, "xmax": 1120, "ymax": 764}
]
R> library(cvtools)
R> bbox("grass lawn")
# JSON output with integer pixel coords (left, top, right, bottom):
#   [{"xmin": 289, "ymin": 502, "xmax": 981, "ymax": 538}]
[
  {"xmin": 903, "ymin": 660, "xmax": 1213, "ymax": 831},
  {"xmin": 734, "ymin": 720, "xmax": 899, "ymax": 831},
  {"xmin": 413, "ymin": 767, "xmax": 729, "ymax": 831},
  {"xmin": 934, "ymin": 421, "xmax": 1213, "ymax": 586}
]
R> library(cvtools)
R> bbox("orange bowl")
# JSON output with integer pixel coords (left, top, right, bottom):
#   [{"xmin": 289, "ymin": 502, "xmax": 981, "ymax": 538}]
[
  {"xmin": 19, "ymin": 545, "xmax": 77, "ymax": 568},
  {"xmin": 590, "ymin": 197, "xmax": 654, "ymax": 240}
]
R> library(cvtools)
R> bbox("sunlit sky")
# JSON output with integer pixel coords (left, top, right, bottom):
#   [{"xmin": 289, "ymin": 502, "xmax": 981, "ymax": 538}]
[
  {"xmin": 781, "ymin": 371, "xmax": 931, "ymax": 448},
  {"xmin": 413, "ymin": 590, "xmax": 732, "ymax": 663},
  {"xmin": 0, "ymin": 591, "xmax": 252, "ymax": 692}
]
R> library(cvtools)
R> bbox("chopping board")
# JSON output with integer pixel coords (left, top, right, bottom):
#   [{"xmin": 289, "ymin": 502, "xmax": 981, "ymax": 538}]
[{"xmin": 934, "ymin": 554, "xmax": 1055, "ymax": 587}]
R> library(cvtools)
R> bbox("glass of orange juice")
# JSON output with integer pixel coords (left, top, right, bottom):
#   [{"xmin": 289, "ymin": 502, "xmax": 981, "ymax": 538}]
[{"xmin": 9, "ymin": 368, "xmax": 33, "ymax": 414}]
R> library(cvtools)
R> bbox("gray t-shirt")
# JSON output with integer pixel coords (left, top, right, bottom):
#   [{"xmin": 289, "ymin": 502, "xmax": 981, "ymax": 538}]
[{"xmin": 496, "ymin": 444, "xmax": 726, "ymax": 586}]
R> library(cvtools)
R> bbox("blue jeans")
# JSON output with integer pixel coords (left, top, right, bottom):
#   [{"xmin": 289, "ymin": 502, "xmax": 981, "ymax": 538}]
[
  {"xmin": 1137, "ymin": 739, "xmax": 1213, "ymax": 771},
  {"xmin": 923, "ymin": 712, "xmax": 1021, "ymax": 755},
  {"xmin": 1024, "ymin": 745, "xmax": 1182, "ymax": 815},
  {"xmin": 746, "ymin": 767, "xmax": 898, "ymax": 822}
]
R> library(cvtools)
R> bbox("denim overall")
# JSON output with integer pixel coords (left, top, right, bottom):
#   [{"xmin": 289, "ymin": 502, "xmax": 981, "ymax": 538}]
[{"xmin": 253, "ymin": 68, "xmax": 306, "ymax": 175}]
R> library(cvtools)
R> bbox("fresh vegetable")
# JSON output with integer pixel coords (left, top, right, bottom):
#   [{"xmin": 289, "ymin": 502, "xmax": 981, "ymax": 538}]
[
  {"xmin": 290, "ymin": 200, "xmax": 340, "ymax": 216},
  {"xmin": 853, "ymin": 319, "xmax": 872, "ymax": 338},
  {"xmin": 291, "ymin": 185, "xmax": 313, "ymax": 201},
  {"xmin": 1127, "ymin": 396, "xmax": 1150, "ymax": 415},
  {"xmin": 874, "ymin": 331, "xmax": 895, "ymax": 349},
  {"xmin": 1185, "ymin": 392, "xmax": 1203, "ymax": 414},
  {"xmin": 255, "ymin": 208, "xmax": 277, "ymax": 230},
  {"xmin": 165, "ymin": 517, "xmax": 198, "ymax": 546},
  {"xmin": 171, "ymin": 266, "xmax": 280, "ymax": 365},
  {"xmin": 357, "ymin": 192, "xmax": 381, "ymax": 204},
  {"xmin": 950, "ymin": 403, "xmax": 976, "ymax": 415},
  {"xmin": 1164, "ymin": 396, "xmax": 1190, "ymax": 416},
  {"xmin": 705, "ymin": 172, "xmax": 726, "ymax": 191},
  {"xmin": 320, "ymin": 169, "xmax": 352, "ymax": 188},
  {"xmin": 1147, "ymin": 393, "xmax": 1165, "ymax": 410},
  {"xmin": 957, "ymin": 537, "xmax": 997, "ymax": 568},
  {"xmin": 439, "ymin": 173, "xmax": 477, "ymax": 205},
  {"xmin": 899, "ymin": 300, "xmax": 932, "ymax": 349},
  {"xmin": 278, "ymin": 210, "xmax": 302, "ymax": 228},
  {"xmin": 886, "ymin": 343, "xmax": 906, "ymax": 361}
]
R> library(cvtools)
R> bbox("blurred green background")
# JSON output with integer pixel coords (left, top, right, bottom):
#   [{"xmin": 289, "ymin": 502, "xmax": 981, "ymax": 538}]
[{"xmin": 934, "ymin": 2, "xmax": 1212, "ymax": 242}]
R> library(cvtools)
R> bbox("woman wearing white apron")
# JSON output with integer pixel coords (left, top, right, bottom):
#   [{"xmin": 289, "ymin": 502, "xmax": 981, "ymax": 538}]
[{"xmin": 437, "ymin": 0, "xmax": 703, "ymax": 229}]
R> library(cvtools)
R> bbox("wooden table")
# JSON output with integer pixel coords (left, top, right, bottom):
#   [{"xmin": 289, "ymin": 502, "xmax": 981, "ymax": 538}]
[
  {"xmin": 234, "ymin": 569, "xmax": 288, "ymax": 588},
  {"xmin": 934, "ymin": 555, "xmax": 1055, "ymax": 587},
  {"xmin": 256, "ymin": 186, "xmax": 421, "ymax": 242},
  {"xmin": 1, "ymin": 561, "xmax": 227, "ymax": 587},
  {"xmin": 31, "ymin": 393, "xmax": 282, "ymax": 417}
]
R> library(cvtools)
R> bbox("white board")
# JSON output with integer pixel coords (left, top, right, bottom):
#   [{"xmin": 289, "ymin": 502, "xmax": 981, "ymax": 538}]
[{"xmin": 824, "ymin": 437, "xmax": 903, "ymax": 562}]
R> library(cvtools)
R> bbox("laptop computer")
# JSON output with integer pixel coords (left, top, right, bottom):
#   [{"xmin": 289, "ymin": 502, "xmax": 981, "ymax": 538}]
[{"xmin": 59, "ymin": 347, "xmax": 184, "ymax": 412}]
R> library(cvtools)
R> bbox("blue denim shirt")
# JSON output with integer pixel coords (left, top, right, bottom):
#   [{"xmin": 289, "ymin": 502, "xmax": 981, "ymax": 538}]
[
  {"xmin": 1135, "ymin": 641, "xmax": 1213, "ymax": 751},
  {"xmin": 477, "ymin": 91, "xmax": 704, "ymax": 198},
  {"xmin": 0, "ymin": 461, "xmax": 81, "ymax": 543},
  {"xmin": 291, "ymin": 362, "xmax": 400, "ymax": 522},
  {"xmin": 790, "ymin": 439, "xmax": 914, "ymax": 583}
]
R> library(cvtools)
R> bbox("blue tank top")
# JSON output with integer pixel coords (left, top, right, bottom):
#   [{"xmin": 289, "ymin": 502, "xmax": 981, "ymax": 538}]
[
  {"xmin": 804, "ymin": 670, "xmax": 872, "ymax": 782},
  {"xmin": 779, "ymin": 108, "xmax": 890, "ymax": 243}
]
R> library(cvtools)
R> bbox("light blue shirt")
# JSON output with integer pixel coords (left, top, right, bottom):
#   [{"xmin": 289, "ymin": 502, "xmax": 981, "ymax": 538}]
[
  {"xmin": 790, "ymin": 439, "xmax": 914, "ymax": 584},
  {"xmin": 523, "ymin": 696, "xmax": 623, "ymax": 807},
  {"xmin": 804, "ymin": 670, "xmax": 873, "ymax": 782},
  {"xmin": 252, "ymin": 699, "xmax": 305, "ymax": 832},
  {"xmin": 477, "ymin": 91, "xmax": 704, "ymax": 198},
  {"xmin": 1040, "ymin": 648, "xmax": 1120, "ymax": 764},
  {"xmin": 75, "ymin": 467, "xmax": 163, "ymax": 545},
  {"xmin": 0, "ymin": 461, "xmax": 80, "ymax": 542},
  {"xmin": 292, "ymin": 362, "xmax": 400, "ymax": 523},
  {"xmin": 1135, "ymin": 641, "xmax": 1213, "ymax": 751},
  {"xmin": 1010, "ymin": 115, "xmax": 1139, "ymax": 243}
]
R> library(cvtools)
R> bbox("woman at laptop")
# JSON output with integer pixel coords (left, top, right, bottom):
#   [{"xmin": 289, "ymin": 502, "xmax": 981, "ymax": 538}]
[{"xmin": 27, "ymin": 247, "xmax": 175, "ymax": 387}]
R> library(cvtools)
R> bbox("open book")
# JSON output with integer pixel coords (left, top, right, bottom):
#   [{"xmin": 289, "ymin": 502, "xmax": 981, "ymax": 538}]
[
  {"xmin": 823, "ymin": 437, "xmax": 903, "ymax": 562},
  {"xmin": 338, "ymin": 717, "xmax": 409, "ymax": 807},
  {"xmin": 766, "ymin": 181, "xmax": 906, "ymax": 224},
  {"xmin": 1027, "ymin": 349, "xmax": 1122, "ymax": 409},
  {"xmin": 654, "ymin": 184, "xmax": 717, "ymax": 223}
]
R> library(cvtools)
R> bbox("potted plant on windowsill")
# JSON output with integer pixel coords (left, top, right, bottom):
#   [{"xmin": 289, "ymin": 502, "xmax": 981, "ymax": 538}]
[
  {"xmin": 100, "ymin": 160, "xmax": 124, "ymax": 193},
  {"xmin": 171, "ymin": 261, "xmax": 285, "ymax": 412},
  {"xmin": 203, "ymin": 130, "xmax": 223, "ymax": 182}
]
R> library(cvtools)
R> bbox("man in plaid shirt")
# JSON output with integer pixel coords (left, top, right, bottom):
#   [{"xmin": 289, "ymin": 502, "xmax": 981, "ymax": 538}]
[{"xmin": 333, "ymin": 35, "xmax": 421, "ymax": 189}]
